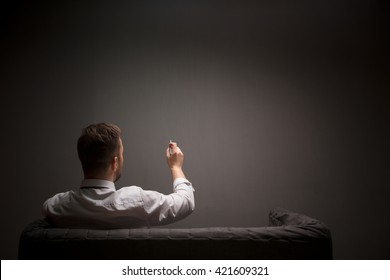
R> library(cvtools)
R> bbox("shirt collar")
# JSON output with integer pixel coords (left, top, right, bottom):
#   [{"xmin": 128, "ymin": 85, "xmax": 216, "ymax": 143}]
[{"xmin": 80, "ymin": 179, "xmax": 116, "ymax": 190}]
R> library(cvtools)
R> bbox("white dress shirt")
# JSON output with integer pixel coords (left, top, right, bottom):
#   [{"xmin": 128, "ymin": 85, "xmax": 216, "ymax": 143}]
[{"xmin": 42, "ymin": 178, "xmax": 195, "ymax": 228}]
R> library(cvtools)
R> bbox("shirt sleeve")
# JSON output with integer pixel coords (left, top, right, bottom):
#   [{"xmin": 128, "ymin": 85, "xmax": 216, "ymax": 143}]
[{"xmin": 140, "ymin": 178, "xmax": 195, "ymax": 226}]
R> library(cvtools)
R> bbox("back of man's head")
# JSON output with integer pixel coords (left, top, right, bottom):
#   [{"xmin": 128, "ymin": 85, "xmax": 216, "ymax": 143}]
[{"xmin": 77, "ymin": 123, "xmax": 122, "ymax": 175}]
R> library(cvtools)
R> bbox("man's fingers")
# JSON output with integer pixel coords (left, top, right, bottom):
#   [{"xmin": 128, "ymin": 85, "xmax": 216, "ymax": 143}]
[
  {"xmin": 167, "ymin": 142, "xmax": 177, "ymax": 157},
  {"xmin": 166, "ymin": 147, "xmax": 171, "ymax": 158},
  {"xmin": 175, "ymin": 146, "xmax": 183, "ymax": 155},
  {"xmin": 167, "ymin": 141, "xmax": 184, "ymax": 157}
]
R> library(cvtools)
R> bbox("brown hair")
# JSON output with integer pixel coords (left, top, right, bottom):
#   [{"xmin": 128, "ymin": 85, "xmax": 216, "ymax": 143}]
[{"xmin": 77, "ymin": 123, "xmax": 122, "ymax": 174}]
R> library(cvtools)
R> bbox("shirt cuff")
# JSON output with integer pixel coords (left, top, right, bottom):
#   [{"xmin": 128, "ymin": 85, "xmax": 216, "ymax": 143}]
[{"xmin": 173, "ymin": 178, "xmax": 194, "ymax": 192}]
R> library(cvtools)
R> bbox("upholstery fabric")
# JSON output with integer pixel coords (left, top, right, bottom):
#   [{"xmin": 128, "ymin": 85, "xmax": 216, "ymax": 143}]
[{"xmin": 18, "ymin": 208, "xmax": 332, "ymax": 259}]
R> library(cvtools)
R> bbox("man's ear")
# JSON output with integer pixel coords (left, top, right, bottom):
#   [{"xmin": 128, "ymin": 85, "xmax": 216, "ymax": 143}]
[{"xmin": 111, "ymin": 156, "xmax": 119, "ymax": 171}]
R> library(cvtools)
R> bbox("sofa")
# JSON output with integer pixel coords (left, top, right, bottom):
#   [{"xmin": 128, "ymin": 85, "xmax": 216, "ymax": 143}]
[{"xmin": 18, "ymin": 208, "xmax": 332, "ymax": 259}]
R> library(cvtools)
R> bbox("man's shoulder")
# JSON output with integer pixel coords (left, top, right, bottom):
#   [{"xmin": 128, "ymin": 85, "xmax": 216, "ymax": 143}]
[
  {"xmin": 50, "ymin": 190, "xmax": 74, "ymax": 200},
  {"xmin": 116, "ymin": 185, "xmax": 143, "ymax": 194},
  {"xmin": 114, "ymin": 185, "xmax": 145, "ymax": 204}
]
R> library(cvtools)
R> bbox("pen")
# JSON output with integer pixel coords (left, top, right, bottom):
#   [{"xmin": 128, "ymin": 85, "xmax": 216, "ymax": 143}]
[{"xmin": 169, "ymin": 140, "xmax": 173, "ymax": 156}]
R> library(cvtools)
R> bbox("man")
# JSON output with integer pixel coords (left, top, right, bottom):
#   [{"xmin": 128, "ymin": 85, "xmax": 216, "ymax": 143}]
[{"xmin": 42, "ymin": 123, "xmax": 195, "ymax": 228}]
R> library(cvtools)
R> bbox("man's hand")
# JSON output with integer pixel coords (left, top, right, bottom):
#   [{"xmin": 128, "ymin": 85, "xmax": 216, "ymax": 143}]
[{"xmin": 166, "ymin": 141, "xmax": 186, "ymax": 180}]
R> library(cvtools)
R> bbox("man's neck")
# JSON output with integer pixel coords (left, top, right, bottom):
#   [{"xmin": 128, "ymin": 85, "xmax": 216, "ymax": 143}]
[{"xmin": 84, "ymin": 174, "xmax": 115, "ymax": 182}]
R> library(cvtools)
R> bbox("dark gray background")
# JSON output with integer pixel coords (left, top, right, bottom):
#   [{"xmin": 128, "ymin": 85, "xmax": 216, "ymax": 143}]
[{"xmin": 1, "ymin": 0, "xmax": 389, "ymax": 259}]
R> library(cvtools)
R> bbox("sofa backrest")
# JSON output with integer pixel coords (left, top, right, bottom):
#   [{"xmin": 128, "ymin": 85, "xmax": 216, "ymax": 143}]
[{"xmin": 19, "ymin": 208, "xmax": 332, "ymax": 259}]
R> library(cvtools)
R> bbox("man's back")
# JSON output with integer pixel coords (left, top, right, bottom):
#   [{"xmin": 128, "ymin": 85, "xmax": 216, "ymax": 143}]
[{"xmin": 43, "ymin": 178, "xmax": 194, "ymax": 228}]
